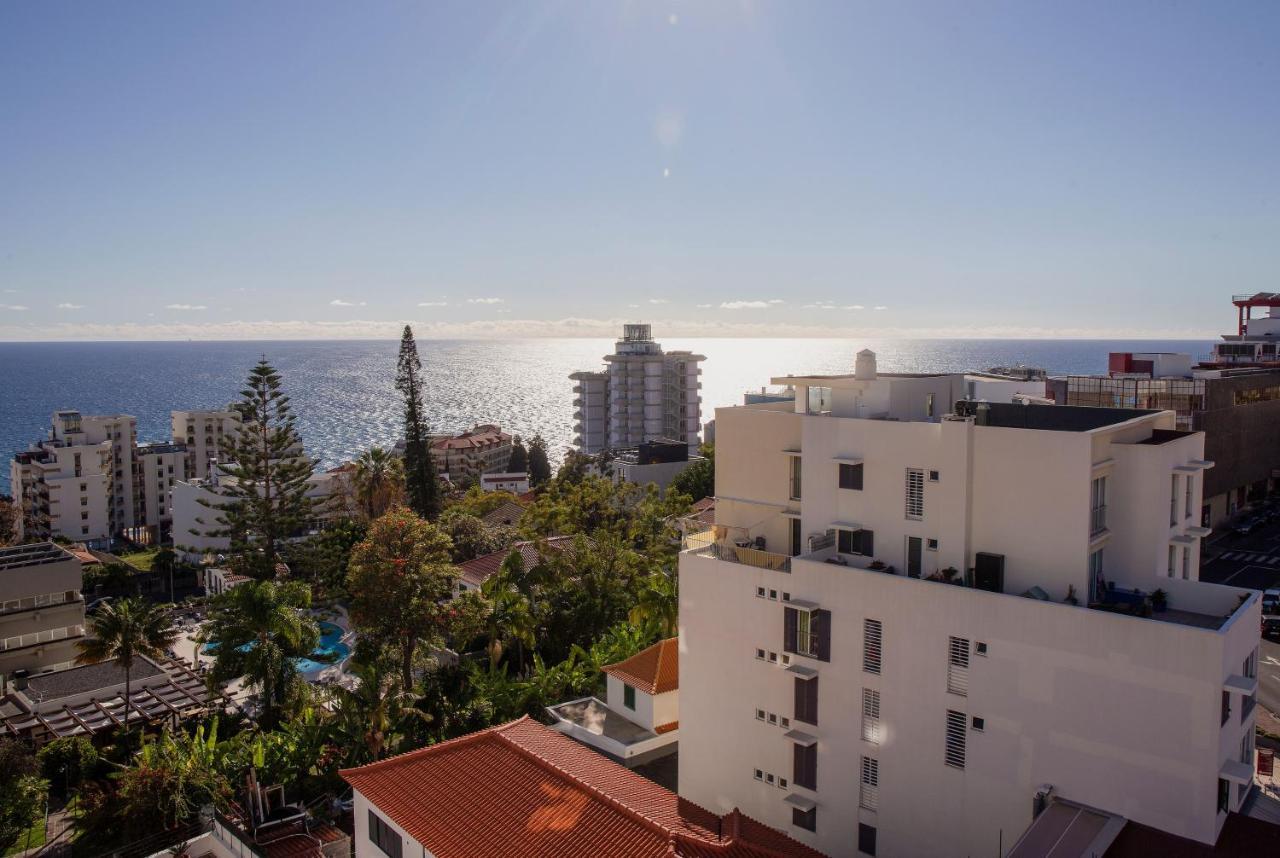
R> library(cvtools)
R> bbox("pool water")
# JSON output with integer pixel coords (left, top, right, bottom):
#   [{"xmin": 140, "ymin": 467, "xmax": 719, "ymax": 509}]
[{"xmin": 202, "ymin": 620, "xmax": 351, "ymax": 674}]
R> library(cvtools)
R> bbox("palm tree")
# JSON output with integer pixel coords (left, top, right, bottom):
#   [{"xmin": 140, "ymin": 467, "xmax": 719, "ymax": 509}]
[
  {"xmin": 481, "ymin": 550, "xmax": 540, "ymax": 671},
  {"xmin": 629, "ymin": 569, "xmax": 678, "ymax": 639},
  {"xmin": 326, "ymin": 661, "xmax": 423, "ymax": 765},
  {"xmin": 201, "ymin": 580, "xmax": 320, "ymax": 728},
  {"xmin": 76, "ymin": 597, "xmax": 179, "ymax": 739},
  {"xmin": 353, "ymin": 447, "xmax": 404, "ymax": 521}
]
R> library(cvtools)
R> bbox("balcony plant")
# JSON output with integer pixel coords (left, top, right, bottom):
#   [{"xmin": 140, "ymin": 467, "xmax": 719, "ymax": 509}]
[
  {"xmin": 940, "ymin": 567, "xmax": 959, "ymax": 584},
  {"xmin": 1064, "ymin": 585, "xmax": 1079, "ymax": 606},
  {"xmin": 868, "ymin": 560, "xmax": 886, "ymax": 571},
  {"xmin": 1150, "ymin": 589, "xmax": 1168, "ymax": 613}
]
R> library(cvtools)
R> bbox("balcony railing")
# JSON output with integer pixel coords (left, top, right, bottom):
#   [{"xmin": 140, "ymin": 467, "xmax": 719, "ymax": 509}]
[
  {"xmin": 1, "ymin": 624, "xmax": 84, "ymax": 652},
  {"xmin": 683, "ymin": 529, "xmax": 791, "ymax": 573}
]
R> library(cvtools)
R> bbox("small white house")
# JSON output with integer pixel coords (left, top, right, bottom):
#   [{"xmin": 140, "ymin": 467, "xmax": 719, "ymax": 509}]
[
  {"xmin": 203, "ymin": 566, "xmax": 250, "ymax": 596},
  {"xmin": 547, "ymin": 637, "xmax": 679, "ymax": 766},
  {"xmin": 480, "ymin": 471, "xmax": 531, "ymax": 493}
]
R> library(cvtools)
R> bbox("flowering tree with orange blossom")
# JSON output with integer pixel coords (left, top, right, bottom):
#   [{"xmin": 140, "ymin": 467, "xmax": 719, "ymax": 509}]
[{"xmin": 347, "ymin": 508, "xmax": 456, "ymax": 688}]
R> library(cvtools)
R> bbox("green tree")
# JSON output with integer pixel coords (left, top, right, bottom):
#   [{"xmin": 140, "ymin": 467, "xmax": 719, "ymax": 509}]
[
  {"xmin": 507, "ymin": 436, "xmax": 529, "ymax": 473},
  {"xmin": 76, "ymin": 597, "xmax": 178, "ymax": 739},
  {"xmin": 480, "ymin": 550, "xmax": 540, "ymax": 670},
  {"xmin": 669, "ymin": 445, "xmax": 714, "ymax": 501},
  {"xmin": 397, "ymin": 326, "xmax": 442, "ymax": 520},
  {"xmin": 195, "ymin": 359, "xmax": 315, "ymax": 580},
  {"xmin": 116, "ymin": 721, "xmax": 232, "ymax": 833},
  {"xmin": 153, "ymin": 547, "xmax": 178, "ymax": 602},
  {"xmin": 630, "ymin": 569, "xmax": 678, "ymax": 639},
  {"xmin": 326, "ymin": 661, "xmax": 423, "ymax": 765},
  {"xmin": 38, "ymin": 737, "xmax": 98, "ymax": 799},
  {"xmin": 353, "ymin": 446, "xmax": 405, "ymax": 521},
  {"xmin": 0, "ymin": 495, "xmax": 17, "ymax": 546},
  {"xmin": 286, "ymin": 517, "xmax": 367, "ymax": 600},
  {"xmin": 0, "ymin": 739, "xmax": 45, "ymax": 853},
  {"xmin": 527, "ymin": 434, "xmax": 551, "ymax": 487},
  {"xmin": 347, "ymin": 508, "xmax": 456, "ymax": 688},
  {"xmin": 438, "ymin": 509, "xmax": 517, "ymax": 563},
  {"xmin": 202, "ymin": 580, "xmax": 319, "ymax": 728}
]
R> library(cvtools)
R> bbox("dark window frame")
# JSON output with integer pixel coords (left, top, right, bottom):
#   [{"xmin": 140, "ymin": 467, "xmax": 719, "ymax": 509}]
[
  {"xmin": 369, "ymin": 810, "xmax": 403, "ymax": 858},
  {"xmin": 839, "ymin": 462, "xmax": 864, "ymax": 490},
  {"xmin": 624, "ymin": 683, "xmax": 636, "ymax": 710}
]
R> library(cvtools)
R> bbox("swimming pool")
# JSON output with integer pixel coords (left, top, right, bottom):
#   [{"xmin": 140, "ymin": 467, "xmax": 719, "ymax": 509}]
[{"xmin": 202, "ymin": 620, "xmax": 351, "ymax": 675}]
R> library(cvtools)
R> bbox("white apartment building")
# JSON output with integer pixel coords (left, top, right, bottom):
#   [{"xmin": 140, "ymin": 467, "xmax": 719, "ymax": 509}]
[
  {"xmin": 171, "ymin": 408, "xmax": 241, "ymax": 481},
  {"xmin": 0, "ymin": 542, "xmax": 85, "ymax": 678},
  {"xmin": 678, "ymin": 352, "xmax": 1261, "ymax": 857},
  {"xmin": 570, "ymin": 324, "xmax": 704, "ymax": 454},
  {"xmin": 11, "ymin": 411, "xmax": 123, "ymax": 545},
  {"xmin": 136, "ymin": 442, "xmax": 189, "ymax": 541}
]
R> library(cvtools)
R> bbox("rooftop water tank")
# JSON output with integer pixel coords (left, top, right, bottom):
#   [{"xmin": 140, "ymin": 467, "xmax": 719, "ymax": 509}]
[{"xmin": 855, "ymin": 349, "xmax": 877, "ymax": 381}]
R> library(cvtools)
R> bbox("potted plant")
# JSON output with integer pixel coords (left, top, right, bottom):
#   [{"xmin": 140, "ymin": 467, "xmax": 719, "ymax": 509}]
[
  {"xmin": 1064, "ymin": 585, "xmax": 1079, "ymax": 606},
  {"xmin": 941, "ymin": 567, "xmax": 959, "ymax": 584},
  {"xmin": 1151, "ymin": 589, "xmax": 1168, "ymax": 613},
  {"xmin": 868, "ymin": 560, "xmax": 886, "ymax": 570}
]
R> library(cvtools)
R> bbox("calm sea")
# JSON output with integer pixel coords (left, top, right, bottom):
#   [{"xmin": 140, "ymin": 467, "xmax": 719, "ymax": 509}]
[{"xmin": 0, "ymin": 338, "xmax": 1214, "ymax": 495}]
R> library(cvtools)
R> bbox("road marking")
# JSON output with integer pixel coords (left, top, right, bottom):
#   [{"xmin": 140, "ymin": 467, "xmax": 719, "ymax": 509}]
[
  {"xmin": 1222, "ymin": 552, "xmax": 1240, "ymax": 560},
  {"xmin": 1221, "ymin": 564, "xmax": 1279, "ymax": 585}
]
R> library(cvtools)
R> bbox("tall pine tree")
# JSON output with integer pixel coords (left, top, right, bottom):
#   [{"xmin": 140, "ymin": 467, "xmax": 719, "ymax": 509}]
[
  {"xmin": 527, "ymin": 434, "xmax": 551, "ymax": 487},
  {"xmin": 194, "ymin": 359, "xmax": 315, "ymax": 580},
  {"xmin": 507, "ymin": 436, "xmax": 529, "ymax": 473},
  {"xmin": 397, "ymin": 325, "xmax": 442, "ymax": 520}
]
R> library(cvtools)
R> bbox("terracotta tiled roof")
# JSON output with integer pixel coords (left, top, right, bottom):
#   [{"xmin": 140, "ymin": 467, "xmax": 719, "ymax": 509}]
[
  {"xmin": 602, "ymin": 637, "xmax": 679, "ymax": 695},
  {"xmin": 432, "ymin": 425, "xmax": 511, "ymax": 451},
  {"xmin": 481, "ymin": 501, "xmax": 528, "ymax": 528},
  {"xmin": 654, "ymin": 720, "xmax": 678, "ymax": 735},
  {"xmin": 456, "ymin": 537, "xmax": 575, "ymax": 590},
  {"xmin": 340, "ymin": 717, "xmax": 826, "ymax": 858}
]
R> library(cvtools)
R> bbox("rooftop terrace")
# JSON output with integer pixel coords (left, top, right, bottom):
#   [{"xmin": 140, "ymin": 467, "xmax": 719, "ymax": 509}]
[{"xmin": 0, "ymin": 542, "xmax": 74, "ymax": 572}]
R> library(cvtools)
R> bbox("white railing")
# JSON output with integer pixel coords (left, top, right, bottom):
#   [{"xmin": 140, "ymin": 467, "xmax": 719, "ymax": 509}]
[{"xmin": 1, "ymin": 624, "xmax": 83, "ymax": 651}]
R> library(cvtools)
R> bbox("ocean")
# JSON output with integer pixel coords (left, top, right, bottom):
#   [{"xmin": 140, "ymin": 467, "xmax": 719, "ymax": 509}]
[{"xmin": 0, "ymin": 338, "xmax": 1215, "ymax": 495}]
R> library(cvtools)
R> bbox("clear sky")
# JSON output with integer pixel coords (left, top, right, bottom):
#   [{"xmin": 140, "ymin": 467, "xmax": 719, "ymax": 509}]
[{"xmin": 2, "ymin": 1, "xmax": 1278, "ymax": 340}]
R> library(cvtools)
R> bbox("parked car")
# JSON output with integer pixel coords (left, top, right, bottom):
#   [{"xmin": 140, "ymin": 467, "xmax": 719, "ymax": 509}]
[
  {"xmin": 85, "ymin": 596, "xmax": 113, "ymax": 614},
  {"xmin": 1234, "ymin": 517, "xmax": 1263, "ymax": 537},
  {"xmin": 1263, "ymin": 589, "xmax": 1280, "ymax": 615},
  {"xmin": 1264, "ymin": 615, "xmax": 1280, "ymax": 641}
]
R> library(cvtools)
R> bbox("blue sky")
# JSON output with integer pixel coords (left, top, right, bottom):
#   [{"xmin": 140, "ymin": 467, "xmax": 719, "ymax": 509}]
[{"xmin": 2, "ymin": 1, "xmax": 1278, "ymax": 340}]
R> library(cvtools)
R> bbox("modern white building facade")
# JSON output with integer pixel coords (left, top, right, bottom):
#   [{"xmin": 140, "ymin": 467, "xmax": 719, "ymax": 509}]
[
  {"xmin": 0, "ymin": 542, "xmax": 85, "ymax": 678},
  {"xmin": 678, "ymin": 354, "xmax": 1261, "ymax": 857},
  {"xmin": 571, "ymin": 324, "xmax": 705, "ymax": 454},
  {"xmin": 171, "ymin": 408, "xmax": 241, "ymax": 481}
]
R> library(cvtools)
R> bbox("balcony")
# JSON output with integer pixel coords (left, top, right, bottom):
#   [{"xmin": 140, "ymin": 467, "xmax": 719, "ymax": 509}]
[
  {"xmin": 1, "ymin": 624, "xmax": 84, "ymax": 652},
  {"xmin": 682, "ymin": 528, "xmax": 791, "ymax": 573}
]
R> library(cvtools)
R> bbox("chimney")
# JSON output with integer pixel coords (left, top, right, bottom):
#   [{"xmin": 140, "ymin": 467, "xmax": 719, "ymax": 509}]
[{"xmin": 854, "ymin": 349, "xmax": 877, "ymax": 381}]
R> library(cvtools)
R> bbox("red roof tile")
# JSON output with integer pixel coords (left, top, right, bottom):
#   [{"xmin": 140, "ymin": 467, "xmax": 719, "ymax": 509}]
[
  {"xmin": 602, "ymin": 638, "xmax": 679, "ymax": 695},
  {"xmin": 455, "ymin": 537, "xmax": 575, "ymax": 590},
  {"xmin": 341, "ymin": 717, "xmax": 826, "ymax": 858},
  {"xmin": 654, "ymin": 720, "xmax": 678, "ymax": 735}
]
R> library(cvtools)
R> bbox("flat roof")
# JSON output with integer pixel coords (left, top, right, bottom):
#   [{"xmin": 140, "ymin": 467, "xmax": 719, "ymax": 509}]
[
  {"xmin": 24, "ymin": 657, "xmax": 165, "ymax": 702},
  {"xmin": 0, "ymin": 542, "xmax": 75, "ymax": 572},
  {"xmin": 954, "ymin": 401, "xmax": 1161, "ymax": 432}
]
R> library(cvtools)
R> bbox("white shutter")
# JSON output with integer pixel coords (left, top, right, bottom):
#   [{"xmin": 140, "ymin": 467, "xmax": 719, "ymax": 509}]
[
  {"xmin": 863, "ymin": 619, "xmax": 882, "ymax": 675},
  {"xmin": 861, "ymin": 688, "xmax": 882, "ymax": 744},
  {"xmin": 859, "ymin": 756, "xmax": 880, "ymax": 810},
  {"xmin": 947, "ymin": 637, "xmax": 970, "ymax": 697},
  {"xmin": 945, "ymin": 710, "xmax": 967, "ymax": 769}
]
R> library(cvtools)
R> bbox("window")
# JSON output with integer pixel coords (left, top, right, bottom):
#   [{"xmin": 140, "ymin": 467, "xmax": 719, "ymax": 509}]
[
  {"xmin": 792, "ymin": 806, "xmax": 816, "ymax": 832},
  {"xmin": 768, "ymin": 713, "xmax": 778, "ymax": 725},
  {"xmin": 784, "ymin": 606, "xmax": 829, "ymax": 661},
  {"xmin": 1218, "ymin": 778, "xmax": 1230, "ymax": 814},
  {"xmin": 623, "ymin": 684, "xmax": 636, "ymax": 710},
  {"xmin": 925, "ymin": 392, "xmax": 936, "ymax": 418},
  {"xmin": 755, "ymin": 648, "xmax": 766, "ymax": 660},
  {"xmin": 793, "ymin": 742, "xmax": 817, "ymax": 790},
  {"xmin": 858, "ymin": 823, "xmax": 877, "ymax": 856},
  {"xmin": 781, "ymin": 716, "xmax": 790, "ymax": 728},
  {"xmin": 975, "ymin": 642, "xmax": 988, "ymax": 656},
  {"xmin": 779, "ymin": 777, "xmax": 788, "ymax": 789},
  {"xmin": 769, "ymin": 589, "xmax": 778, "ymax": 600},
  {"xmin": 839, "ymin": 463, "xmax": 864, "ymax": 490},
  {"xmin": 944, "ymin": 710, "xmax": 967, "ymax": 769},
  {"xmin": 1222, "ymin": 690, "xmax": 1231, "ymax": 726},
  {"xmin": 1185, "ymin": 474, "xmax": 1193, "ymax": 518},
  {"xmin": 795, "ymin": 676, "xmax": 819, "ymax": 726},
  {"xmin": 754, "ymin": 768, "xmax": 764, "ymax": 780},
  {"xmin": 368, "ymin": 810, "xmax": 403, "ymax": 858},
  {"xmin": 928, "ymin": 470, "xmax": 940, "ymax": 482},
  {"xmin": 863, "ymin": 619, "xmax": 882, "ymax": 674},
  {"xmin": 926, "ymin": 538, "xmax": 938, "ymax": 551},
  {"xmin": 769, "ymin": 652, "xmax": 778, "ymax": 663},
  {"xmin": 756, "ymin": 708, "xmax": 766, "ymax": 721},
  {"xmin": 838, "ymin": 528, "xmax": 874, "ymax": 556},
  {"xmin": 947, "ymin": 637, "xmax": 970, "ymax": 696},
  {"xmin": 861, "ymin": 688, "xmax": 881, "ymax": 744},
  {"xmin": 789, "ymin": 455, "xmax": 803, "ymax": 501},
  {"xmin": 1088, "ymin": 548, "xmax": 1105, "ymax": 600},
  {"xmin": 972, "ymin": 716, "xmax": 985, "ymax": 731},
  {"xmin": 1182, "ymin": 547, "xmax": 1190, "ymax": 580},
  {"xmin": 1170, "ymin": 474, "xmax": 1179, "ymax": 526},
  {"xmin": 1245, "ymin": 648, "xmax": 1258, "ymax": 679},
  {"xmin": 765, "ymin": 773, "xmax": 775, "ymax": 784},
  {"xmin": 1090, "ymin": 476, "xmax": 1107, "ymax": 535},
  {"xmin": 756, "ymin": 586, "xmax": 766, "ymax": 598},
  {"xmin": 905, "ymin": 468, "xmax": 924, "ymax": 519},
  {"xmin": 859, "ymin": 756, "xmax": 879, "ymax": 810},
  {"xmin": 1168, "ymin": 545, "xmax": 1176, "ymax": 577}
]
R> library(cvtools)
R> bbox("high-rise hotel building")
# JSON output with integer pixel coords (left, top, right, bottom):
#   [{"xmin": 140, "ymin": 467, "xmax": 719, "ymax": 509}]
[{"xmin": 570, "ymin": 324, "xmax": 704, "ymax": 454}]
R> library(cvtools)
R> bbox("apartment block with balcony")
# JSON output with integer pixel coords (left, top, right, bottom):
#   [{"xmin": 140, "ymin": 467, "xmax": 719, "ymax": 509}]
[
  {"xmin": 427, "ymin": 424, "xmax": 513, "ymax": 483},
  {"xmin": 136, "ymin": 442, "xmax": 189, "ymax": 543},
  {"xmin": 677, "ymin": 351, "xmax": 1261, "ymax": 858},
  {"xmin": 0, "ymin": 542, "xmax": 86, "ymax": 678},
  {"xmin": 570, "ymin": 323, "xmax": 704, "ymax": 455},
  {"xmin": 11, "ymin": 412, "xmax": 117, "ymax": 546},
  {"xmin": 171, "ymin": 408, "xmax": 241, "ymax": 481}
]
